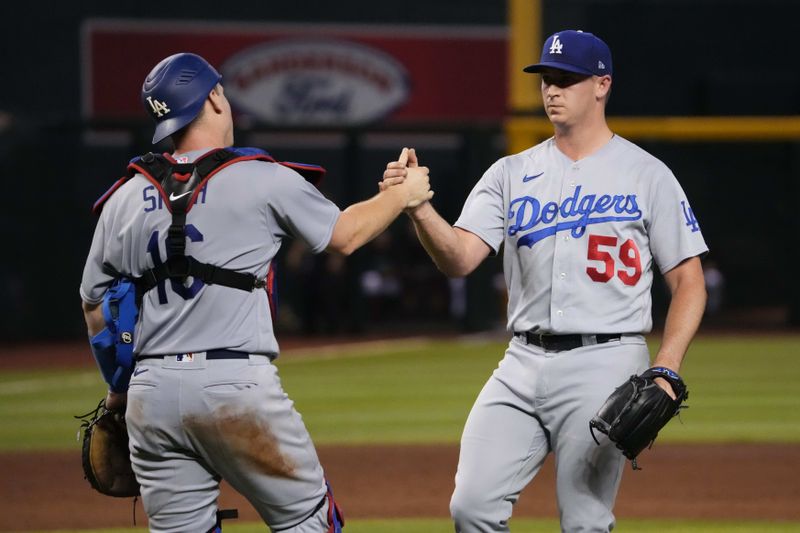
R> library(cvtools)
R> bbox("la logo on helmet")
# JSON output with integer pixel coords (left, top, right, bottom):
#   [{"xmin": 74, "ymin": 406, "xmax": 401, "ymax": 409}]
[
  {"xmin": 549, "ymin": 35, "xmax": 563, "ymax": 55},
  {"xmin": 146, "ymin": 96, "xmax": 171, "ymax": 118}
]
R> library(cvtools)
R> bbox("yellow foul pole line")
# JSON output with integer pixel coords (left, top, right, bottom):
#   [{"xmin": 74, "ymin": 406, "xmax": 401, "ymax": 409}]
[
  {"xmin": 507, "ymin": 0, "xmax": 543, "ymax": 154},
  {"xmin": 506, "ymin": 115, "xmax": 800, "ymax": 143},
  {"xmin": 505, "ymin": 5, "xmax": 800, "ymax": 150}
]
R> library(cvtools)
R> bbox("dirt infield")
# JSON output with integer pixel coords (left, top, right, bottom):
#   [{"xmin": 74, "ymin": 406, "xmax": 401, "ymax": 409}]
[{"xmin": 2, "ymin": 443, "xmax": 799, "ymax": 531}]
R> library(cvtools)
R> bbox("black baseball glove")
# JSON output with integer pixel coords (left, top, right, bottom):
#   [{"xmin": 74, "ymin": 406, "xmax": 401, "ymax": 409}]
[
  {"xmin": 589, "ymin": 367, "xmax": 688, "ymax": 469},
  {"xmin": 75, "ymin": 398, "xmax": 140, "ymax": 497}
]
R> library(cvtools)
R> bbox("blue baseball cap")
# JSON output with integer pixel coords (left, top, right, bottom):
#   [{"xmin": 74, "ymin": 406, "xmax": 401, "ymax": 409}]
[{"xmin": 524, "ymin": 30, "xmax": 612, "ymax": 77}]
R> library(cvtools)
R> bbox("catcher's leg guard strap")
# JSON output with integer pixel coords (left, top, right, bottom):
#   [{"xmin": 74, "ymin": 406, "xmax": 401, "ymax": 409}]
[
  {"xmin": 326, "ymin": 480, "xmax": 344, "ymax": 533},
  {"xmin": 206, "ymin": 508, "xmax": 238, "ymax": 533},
  {"xmin": 273, "ymin": 481, "xmax": 344, "ymax": 532}
]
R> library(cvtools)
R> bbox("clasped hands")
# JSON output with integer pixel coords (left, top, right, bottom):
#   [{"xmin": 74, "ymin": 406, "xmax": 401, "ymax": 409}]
[{"xmin": 382, "ymin": 147, "xmax": 433, "ymax": 210}]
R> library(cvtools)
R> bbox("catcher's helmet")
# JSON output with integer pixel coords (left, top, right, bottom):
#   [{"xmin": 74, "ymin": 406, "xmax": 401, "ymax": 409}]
[{"xmin": 141, "ymin": 53, "xmax": 222, "ymax": 144}]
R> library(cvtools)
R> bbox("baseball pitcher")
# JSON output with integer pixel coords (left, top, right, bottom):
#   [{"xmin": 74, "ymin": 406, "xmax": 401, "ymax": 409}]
[{"xmin": 383, "ymin": 30, "xmax": 707, "ymax": 532}]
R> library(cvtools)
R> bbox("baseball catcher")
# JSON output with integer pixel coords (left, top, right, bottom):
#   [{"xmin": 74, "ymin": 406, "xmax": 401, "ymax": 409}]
[
  {"xmin": 77, "ymin": 51, "xmax": 432, "ymax": 532},
  {"xmin": 590, "ymin": 366, "xmax": 688, "ymax": 469}
]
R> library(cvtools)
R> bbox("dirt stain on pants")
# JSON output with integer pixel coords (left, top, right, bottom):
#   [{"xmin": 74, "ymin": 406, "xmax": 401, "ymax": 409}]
[{"xmin": 185, "ymin": 405, "xmax": 297, "ymax": 478}]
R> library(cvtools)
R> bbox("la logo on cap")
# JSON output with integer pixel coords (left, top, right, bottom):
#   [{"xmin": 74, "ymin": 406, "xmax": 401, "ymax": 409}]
[
  {"xmin": 549, "ymin": 35, "xmax": 563, "ymax": 55},
  {"xmin": 146, "ymin": 96, "xmax": 171, "ymax": 118}
]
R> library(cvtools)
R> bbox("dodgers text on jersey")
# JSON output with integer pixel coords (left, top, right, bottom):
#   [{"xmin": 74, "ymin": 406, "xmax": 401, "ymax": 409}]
[{"xmin": 508, "ymin": 185, "xmax": 642, "ymax": 248}]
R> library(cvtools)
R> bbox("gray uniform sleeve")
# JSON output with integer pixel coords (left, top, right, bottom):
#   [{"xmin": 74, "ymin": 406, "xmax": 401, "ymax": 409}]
[
  {"xmin": 646, "ymin": 167, "xmax": 709, "ymax": 273},
  {"xmin": 79, "ymin": 207, "xmax": 116, "ymax": 304},
  {"xmin": 268, "ymin": 165, "xmax": 341, "ymax": 254},
  {"xmin": 454, "ymin": 159, "xmax": 506, "ymax": 255}
]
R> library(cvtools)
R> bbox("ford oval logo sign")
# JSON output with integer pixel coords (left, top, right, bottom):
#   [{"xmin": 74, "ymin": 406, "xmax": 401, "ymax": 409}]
[{"xmin": 221, "ymin": 39, "xmax": 410, "ymax": 126}]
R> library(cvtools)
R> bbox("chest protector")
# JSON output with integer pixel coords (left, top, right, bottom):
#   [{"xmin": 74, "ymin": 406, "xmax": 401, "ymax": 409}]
[{"xmin": 94, "ymin": 147, "xmax": 326, "ymax": 317}]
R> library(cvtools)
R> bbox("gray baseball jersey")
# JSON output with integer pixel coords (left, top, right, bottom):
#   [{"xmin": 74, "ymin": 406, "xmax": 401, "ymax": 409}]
[
  {"xmin": 449, "ymin": 136, "xmax": 707, "ymax": 532},
  {"xmin": 80, "ymin": 149, "xmax": 340, "ymax": 356},
  {"xmin": 81, "ymin": 149, "xmax": 343, "ymax": 532},
  {"xmin": 455, "ymin": 134, "xmax": 708, "ymax": 334}
]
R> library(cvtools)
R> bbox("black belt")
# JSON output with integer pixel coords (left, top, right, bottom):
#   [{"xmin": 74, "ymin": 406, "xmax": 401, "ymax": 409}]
[
  {"xmin": 136, "ymin": 349, "xmax": 249, "ymax": 361},
  {"xmin": 514, "ymin": 332, "xmax": 621, "ymax": 352}
]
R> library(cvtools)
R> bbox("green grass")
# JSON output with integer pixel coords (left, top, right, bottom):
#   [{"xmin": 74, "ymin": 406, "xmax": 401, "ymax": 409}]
[
  {"xmin": 274, "ymin": 338, "xmax": 500, "ymax": 444},
  {"xmin": 38, "ymin": 517, "xmax": 800, "ymax": 532},
  {"xmin": 1, "ymin": 334, "xmax": 799, "ymax": 451},
  {"xmin": 279, "ymin": 334, "xmax": 800, "ymax": 444},
  {"xmin": 658, "ymin": 334, "xmax": 800, "ymax": 442},
  {"xmin": 0, "ymin": 368, "xmax": 108, "ymax": 450}
]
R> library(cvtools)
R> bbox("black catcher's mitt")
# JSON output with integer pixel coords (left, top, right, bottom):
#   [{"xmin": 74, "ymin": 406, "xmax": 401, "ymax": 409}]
[
  {"xmin": 75, "ymin": 398, "xmax": 140, "ymax": 497},
  {"xmin": 589, "ymin": 367, "xmax": 688, "ymax": 469}
]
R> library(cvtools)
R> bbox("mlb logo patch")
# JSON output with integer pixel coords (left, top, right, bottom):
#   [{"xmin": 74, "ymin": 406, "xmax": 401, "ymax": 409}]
[{"xmin": 176, "ymin": 353, "xmax": 194, "ymax": 362}]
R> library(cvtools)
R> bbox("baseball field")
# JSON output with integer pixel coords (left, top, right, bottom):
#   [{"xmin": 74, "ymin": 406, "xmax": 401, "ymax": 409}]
[{"xmin": 1, "ymin": 333, "xmax": 799, "ymax": 532}]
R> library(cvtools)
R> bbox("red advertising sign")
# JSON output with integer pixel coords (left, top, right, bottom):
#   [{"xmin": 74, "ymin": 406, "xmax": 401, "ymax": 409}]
[{"xmin": 82, "ymin": 19, "xmax": 507, "ymax": 125}]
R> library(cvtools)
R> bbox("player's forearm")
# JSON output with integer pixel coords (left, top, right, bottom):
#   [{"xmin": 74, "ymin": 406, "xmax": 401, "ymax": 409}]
[
  {"xmin": 105, "ymin": 391, "xmax": 127, "ymax": 410},
  {"xmin": 408, "ymin": 203, "xmax": 471, "ymax": 277},
  {"xmin": 328, "ymin": 186, "xmax": 407, "ymax": 256},
  {"xmin": 653, "ymin": 260, "xmax": 707, "ymax": 372},
  {"xmin": 82, "ymin": 301, "xmax": 105, "ymax": 337}
]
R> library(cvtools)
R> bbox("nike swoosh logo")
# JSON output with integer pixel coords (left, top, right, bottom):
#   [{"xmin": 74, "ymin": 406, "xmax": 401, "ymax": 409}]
[
  {"xmin": 133, "ymin": 367, "xmax": 149, "ymax": 377},
  {"xmin": 523, "ymin": 172, "xmax": 544, "ymax": 182},
  {"xmin": 169, "ymin": 191, "xmax": 192, "ymax": 201}
]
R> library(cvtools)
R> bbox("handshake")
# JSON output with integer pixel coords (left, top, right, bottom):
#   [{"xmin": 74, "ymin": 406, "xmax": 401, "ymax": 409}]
[{"xmin": 381, "ymin": 147, "xmax": 434, "ymax": 210}]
